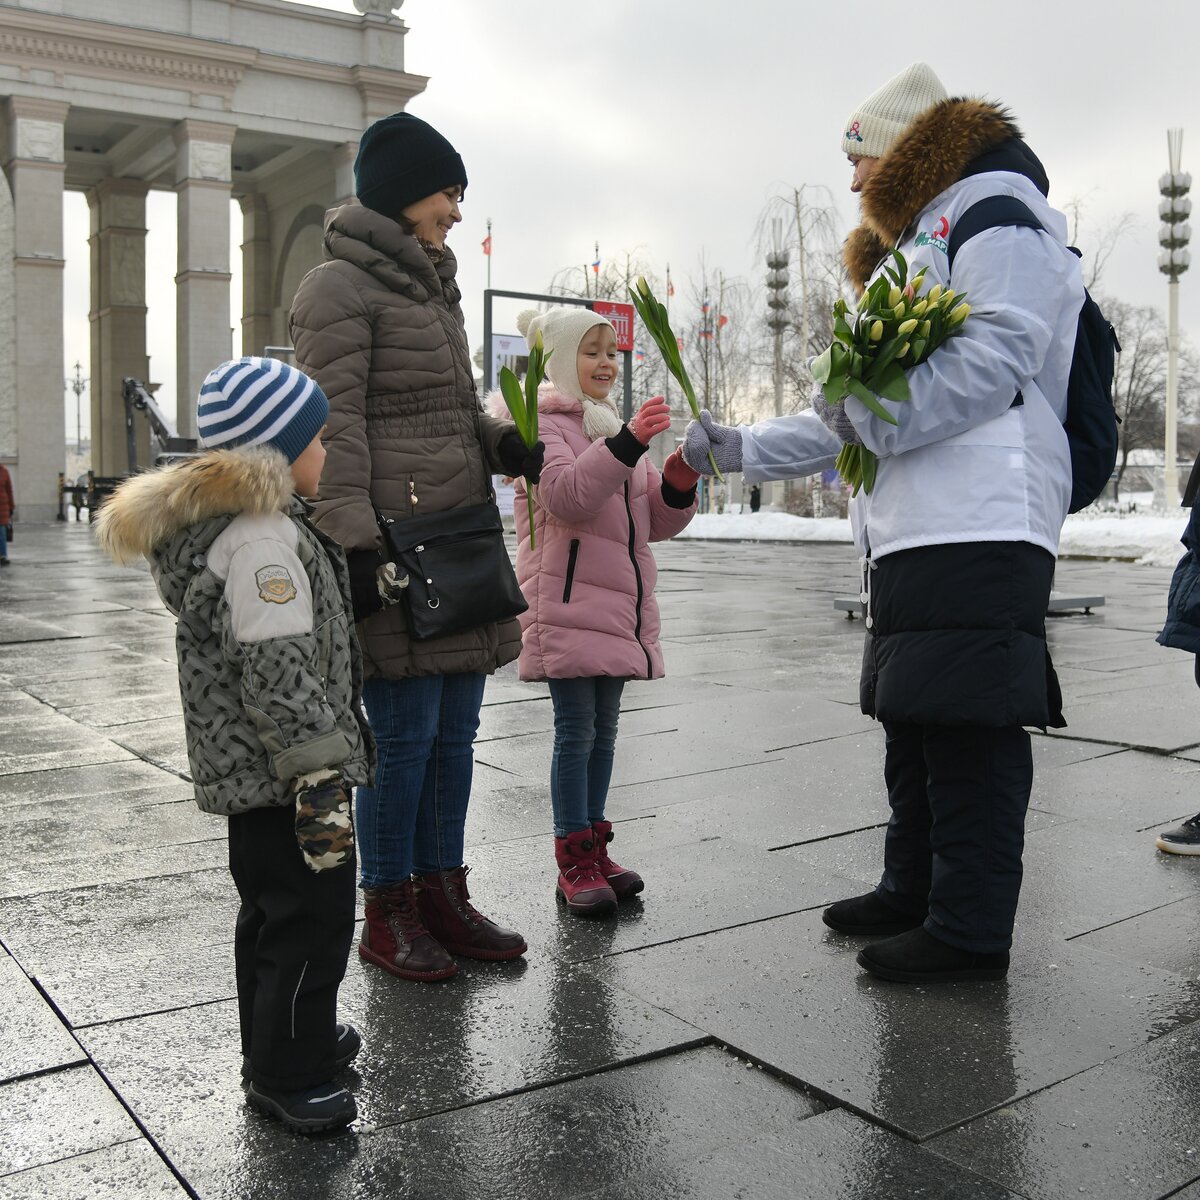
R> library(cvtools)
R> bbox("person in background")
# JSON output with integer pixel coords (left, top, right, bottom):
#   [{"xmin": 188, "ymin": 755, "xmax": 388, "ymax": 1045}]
[
  {"xmin": 1155, "ymin": 455, "xmax": 1200, "ymax": 854},
  {"xmin": 0, "ymin": 460, "xmax": 13, "ymax": 565}
]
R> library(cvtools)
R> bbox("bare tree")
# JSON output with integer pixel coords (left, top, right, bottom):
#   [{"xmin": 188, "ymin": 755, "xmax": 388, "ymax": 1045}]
[
  {"xmin": 752, "ymin": 185, "xmax": 848, "ymax": 415},
  {"xmin": 1062, "ymin": 193, "xmax": 1139, "ymax": 291},
  {"xmin": 1098, "ymin": 295, "xmax": 1200, "ymax": 497}
]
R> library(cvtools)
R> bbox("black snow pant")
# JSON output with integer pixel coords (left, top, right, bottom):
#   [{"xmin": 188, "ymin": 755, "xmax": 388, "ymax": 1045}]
[
  {"xmin": 874, "ymin": 720, "xmax": 1033, "ymax": 954},
  {"xmin": 227, "ymin": 804, "xmax": 356, "ymax": 1091}
]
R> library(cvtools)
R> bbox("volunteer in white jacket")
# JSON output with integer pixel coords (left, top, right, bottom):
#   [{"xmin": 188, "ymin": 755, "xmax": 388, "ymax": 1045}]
[{"xmin": 684, "ymin": 63, "xmax": 1084, "ymax": 985}]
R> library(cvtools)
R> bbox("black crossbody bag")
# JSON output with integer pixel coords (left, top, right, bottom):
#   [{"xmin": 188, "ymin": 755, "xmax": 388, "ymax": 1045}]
[{"xmin": 375, "ymin": 500, "xmax": 527, "ymax": 641}]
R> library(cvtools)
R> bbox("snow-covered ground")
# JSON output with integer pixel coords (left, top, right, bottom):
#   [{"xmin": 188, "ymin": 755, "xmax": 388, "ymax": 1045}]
[{"xmin": 676, "ymin": 499, "xmax": 1191, "ymax": 568}]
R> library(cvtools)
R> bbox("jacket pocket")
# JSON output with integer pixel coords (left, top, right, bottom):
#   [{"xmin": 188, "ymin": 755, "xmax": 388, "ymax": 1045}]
[{"xmin": 562, "ymin": 539, "xmax": 581, "ymax": 603}]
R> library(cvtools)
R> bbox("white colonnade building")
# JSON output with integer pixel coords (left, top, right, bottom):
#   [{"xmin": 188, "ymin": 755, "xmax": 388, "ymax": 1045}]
[{"xmin": 0, "ymin": 0, "xmax": 423, "ymax": 517}]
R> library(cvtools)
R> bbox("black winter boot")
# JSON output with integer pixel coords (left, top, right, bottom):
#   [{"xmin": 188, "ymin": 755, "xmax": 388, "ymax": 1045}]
[
  {"xmin": 856, "ymin": 927, "xmax": 1009, "ymax": 983},
  {"xmin": 822, "ymin": 891, "xmax": 925, "ymax": 936}
]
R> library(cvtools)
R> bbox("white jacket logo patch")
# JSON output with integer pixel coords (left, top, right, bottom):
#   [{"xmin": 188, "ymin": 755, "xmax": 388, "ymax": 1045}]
[{"xmin": 256, "ymin": 564, "xmax": 297, "ymax": 604}]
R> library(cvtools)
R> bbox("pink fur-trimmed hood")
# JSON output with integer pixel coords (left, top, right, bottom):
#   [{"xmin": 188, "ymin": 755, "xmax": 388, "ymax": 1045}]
[{"xmin": 484, "ymin": 383, "xmax": 582, "ymax": 421}]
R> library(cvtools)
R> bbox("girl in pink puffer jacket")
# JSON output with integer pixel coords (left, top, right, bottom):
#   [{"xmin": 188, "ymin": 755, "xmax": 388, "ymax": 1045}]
[{"xmin": 488, "ymin": 305, "xmax": 698, "ymax": 916}]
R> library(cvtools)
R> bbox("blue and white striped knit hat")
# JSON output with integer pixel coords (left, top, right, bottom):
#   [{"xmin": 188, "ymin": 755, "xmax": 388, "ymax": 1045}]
[{"xmin": 196, "ymin": 357, "xmax": 328, "ymax": 464}]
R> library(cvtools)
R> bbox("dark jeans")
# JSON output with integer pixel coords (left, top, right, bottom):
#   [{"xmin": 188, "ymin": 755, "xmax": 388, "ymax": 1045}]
[
  {"xmin": 227, "ymin": 804, "xmax": 356, "ymax": 1091},
  {"xmin": 547, "ymin": 676, "xmax": 625, "ymax": 837},
  {"xmin": 357, "ymin": 673, "xmax": 486, "ymax": 888},
  {"xmin": 875, "ymin": 720, "xmax": 1033, "ymax": 954}
]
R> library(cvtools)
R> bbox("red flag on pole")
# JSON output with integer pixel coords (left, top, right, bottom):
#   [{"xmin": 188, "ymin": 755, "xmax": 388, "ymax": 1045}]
[
  {"xmin": 482, "ymin": 235, "xmax": 492, "ymax": 256},
  {"xmin": 667, "ymin": 280, "xmax": 675, "ymax": 297},
  {"xmin": 718, "ymin": 314, "xmax": 729, "ymax": 328}
]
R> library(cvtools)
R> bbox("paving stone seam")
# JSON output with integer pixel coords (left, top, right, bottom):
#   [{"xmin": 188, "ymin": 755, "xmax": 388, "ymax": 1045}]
[
  {"xmin": 766, "ymin": 821, "xmax": 889, "ymax": 852},
  {"xmin": 1160, "ymin": 1172, "xmax": 1200, "ymax": 1199},
  {"xmin": 356, "ymin": 1037, "xmax": 715, "ymax": 1137},
  {"xmin": 68, "ymin": 992, "xmax": 238, "ymax": 1034},
  {"xmin": 80, "ymin": 1055, "xmax": 203, "ymax": 1199},
  {"xmin": 1042, "ymin": 732, "xmax": 1200, "ymax": 755},
  {"xmin": 0, "ymin": 1134, "xmax": 150, "ymax": 1187},
  {"xmin": 1062, "ymin": 896, "xmax": 1200, "ymax": 946}
]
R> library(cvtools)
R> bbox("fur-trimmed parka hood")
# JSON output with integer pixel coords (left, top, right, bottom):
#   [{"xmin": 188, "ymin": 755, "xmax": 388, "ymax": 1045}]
[
  {"xmin": 844, "ymin": 98, "xmax": 1048, "ymax": 291},
  {"xmin": 96, "ymin": 447, "xmax": 295, "ymax": 565}
]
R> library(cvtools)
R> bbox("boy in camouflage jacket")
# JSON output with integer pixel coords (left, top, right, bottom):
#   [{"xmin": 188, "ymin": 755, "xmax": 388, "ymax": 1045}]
[{"xmin": 98, "ymin": 358, "xmax": 374, "ymax": 1134}]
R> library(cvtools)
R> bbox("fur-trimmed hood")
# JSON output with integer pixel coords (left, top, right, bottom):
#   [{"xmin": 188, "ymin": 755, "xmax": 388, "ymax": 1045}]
[
  {"xmin": 844, "ymin": 98, "xmax": 1048, "ymax": 291},
  {"xmin": 96, "ymin": 447, "xmax": 294, "ymax": 565}
]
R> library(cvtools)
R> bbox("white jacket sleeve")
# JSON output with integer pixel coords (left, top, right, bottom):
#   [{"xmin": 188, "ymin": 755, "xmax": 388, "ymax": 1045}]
[
  {"xmin": 739, "ymin": 411, "xmax": 841, "ymax": 484},
  {"xmin": 844, "ymin": 225, "xmax": 1078, "ymax": 457}
]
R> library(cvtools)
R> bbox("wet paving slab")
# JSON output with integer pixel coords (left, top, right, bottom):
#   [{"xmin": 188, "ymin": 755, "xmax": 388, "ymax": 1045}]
[
  {"xmin": 928, "ymin": 1018, "xmax": 1200, "ymax": 1200},
  {"xmin": 0, "ymin": 1141, "xmax": 187, "ymax": 1200},
  {"xmin": 588, "ymin": 908, "xmax": 1200, "ymax": 1142},
  {"xmin": 3, "ymin": 527, "xmax": 1200, "ymax": 1196},
  {"xmin": 0, "ymin": 1066, "xmax": 144, "ymax": 1177},
  {"xmin": 0, "ymin": 952, "xmax": 87, "ymax": 1081}
]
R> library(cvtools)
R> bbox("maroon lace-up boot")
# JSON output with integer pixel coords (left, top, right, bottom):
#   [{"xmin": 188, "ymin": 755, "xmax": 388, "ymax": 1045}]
[
  {"xmin": 359, "ymin": 880, "xmax": 458, "ymax": 982},
  {"xmin": 554, "ymin": 829, "xmax": 618, "ymax": 916},
  {"xmin": 591, "ymin": 819, "xmax": 644, "ymax": 900},
  {"xmin": 413, "ymin": 866, "xmax": 527, "ymax": 961}
]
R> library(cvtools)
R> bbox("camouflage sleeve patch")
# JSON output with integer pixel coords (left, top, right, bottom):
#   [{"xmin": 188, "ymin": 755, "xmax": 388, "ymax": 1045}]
[{"xmin": 295, "ymin": 783, "xmax": 354, "ymax": 872}]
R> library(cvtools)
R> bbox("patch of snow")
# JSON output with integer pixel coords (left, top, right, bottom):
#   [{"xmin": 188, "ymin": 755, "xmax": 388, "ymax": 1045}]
[{"xmin": 675, "ymin": 507, "xmax": 1190, "ymax": 567}]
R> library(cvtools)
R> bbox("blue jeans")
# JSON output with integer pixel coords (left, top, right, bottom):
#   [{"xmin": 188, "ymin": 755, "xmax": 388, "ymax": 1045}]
[
  {"xmin": 357, "ymin": 673, "xmax": 486, "ymax": 889},
  {"xmin": 547, "ymin": 676, "xmax": 625, "ymax": 837},
  {"xmin": 0, "ymin": 522, "xmax": 7, "ymax": 559}
]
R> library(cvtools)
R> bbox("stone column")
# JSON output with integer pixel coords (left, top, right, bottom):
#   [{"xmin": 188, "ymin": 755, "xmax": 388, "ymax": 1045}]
[
  {"xmin": 332, "ymin": 141, "xmax": 359, "ymax": 208},
  {"xmin": 3, "ymin": 98, "xmax": 67, "ymax": 519},
  {"xmin": 239, "ymin": 193, "xmax": 272, "ymax": 357},
  {"xmin": 88, "ymin": 178, "xmax": 151, "ymax": 476},
  {"xmin": 174, "ymin": 120, "xmax": 234, "ymax": 438}
]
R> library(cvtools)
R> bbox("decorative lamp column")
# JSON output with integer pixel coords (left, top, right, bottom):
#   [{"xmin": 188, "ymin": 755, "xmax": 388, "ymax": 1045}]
[
  {"xmin": 1158, "ymin": 129, "xmax": 1191, "ymax": 502},
  {"xmin": 765, "ymin": 217, "xmax": 791, "ymax": 510}
]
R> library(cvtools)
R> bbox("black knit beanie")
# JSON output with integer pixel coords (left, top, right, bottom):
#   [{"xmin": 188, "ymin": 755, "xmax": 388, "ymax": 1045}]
[{"xmin": 354, "ymin": 113, "xmax": 467, "ymax": 221}]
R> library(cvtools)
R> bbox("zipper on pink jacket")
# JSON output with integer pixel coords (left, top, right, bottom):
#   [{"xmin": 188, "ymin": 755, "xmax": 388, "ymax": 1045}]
[{"xmin": 622, "ymin": 481, "xmax": 653, "ymax": 678}]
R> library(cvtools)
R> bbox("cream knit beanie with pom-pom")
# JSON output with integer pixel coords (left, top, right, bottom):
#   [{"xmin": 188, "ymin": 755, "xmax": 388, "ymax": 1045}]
[
  {"xmin": 841, "ymin": 62, "xmax": 948, "ymax": 160},
  {"xmin": 517, "ymin": 306, "xmax": 622, "ymax": 440}
]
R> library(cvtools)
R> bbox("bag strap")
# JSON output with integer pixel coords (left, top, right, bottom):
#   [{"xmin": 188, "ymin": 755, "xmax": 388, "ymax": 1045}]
[{"xmin": 947, "ymin": 195, "xmax": 1044, "ymax": 272}]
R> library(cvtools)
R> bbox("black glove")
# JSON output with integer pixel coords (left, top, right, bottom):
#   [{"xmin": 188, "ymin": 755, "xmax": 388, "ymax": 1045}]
[
  {"xmin": 346, "ymin": 548, "xmax": 385, "ymax": 621},
  {"xmin": 498, "ymin": 431, "xmax": 545, "ymax": 483}
]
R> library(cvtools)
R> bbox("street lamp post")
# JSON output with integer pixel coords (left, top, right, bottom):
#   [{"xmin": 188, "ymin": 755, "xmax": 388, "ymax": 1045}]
[
  {"xmin": 765, "ymin": 218, "xmax": 795, "ymax": 511},
  {"xmin": 66, "ymin": 360, "xmax": 87, "ymax": 455},
  {"xmin": 1159, "ymin": 129, "xmax": 1191, "ymax": 502}
]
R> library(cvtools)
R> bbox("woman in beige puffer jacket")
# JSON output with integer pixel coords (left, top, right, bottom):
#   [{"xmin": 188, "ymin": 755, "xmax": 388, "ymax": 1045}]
[{"xmin": 289, "ymin": 113, "xmax": 542, "ymax": 984}]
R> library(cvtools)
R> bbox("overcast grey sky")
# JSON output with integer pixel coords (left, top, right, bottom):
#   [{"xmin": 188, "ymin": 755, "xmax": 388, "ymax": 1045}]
[{"xmin": 62, "ymin": 0, "xmax": 1200, "ymax": 430}]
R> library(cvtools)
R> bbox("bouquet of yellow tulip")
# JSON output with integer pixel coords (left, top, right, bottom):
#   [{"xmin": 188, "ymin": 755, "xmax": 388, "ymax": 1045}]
[
  {"xmin": 810, "ymin": 249, "xmax": 971, "ymax": 495},
  {"xmin": 499, "ymin": 330, "xmax": 551, "ymax": 549},
  {"xmin": 628, "ymin": 276, "xmax": 723, "ymax": 481}
]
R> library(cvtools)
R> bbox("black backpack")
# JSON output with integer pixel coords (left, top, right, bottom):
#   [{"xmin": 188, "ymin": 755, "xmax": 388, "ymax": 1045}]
[{"xmin": 947, "ymin": 196, "xmax": 1121, "ymax": 513}]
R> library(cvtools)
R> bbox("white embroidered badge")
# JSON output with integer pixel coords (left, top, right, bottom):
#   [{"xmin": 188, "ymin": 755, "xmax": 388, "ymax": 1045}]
[{"xmin": 256, "ymin": 564, "xmax": 298, "ymax": 604}]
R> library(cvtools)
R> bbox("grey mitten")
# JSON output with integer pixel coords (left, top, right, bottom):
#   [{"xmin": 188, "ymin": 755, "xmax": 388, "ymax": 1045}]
[
  {"xmin": 809, "ymin": 379, "xmax": 862, "ymax": 446},
  {"xmin": 682, "ymin": 410, "xmax": 743, "ymax": 475}
]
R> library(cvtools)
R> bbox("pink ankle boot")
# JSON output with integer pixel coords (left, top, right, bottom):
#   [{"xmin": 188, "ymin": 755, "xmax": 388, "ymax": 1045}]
[
  {"xmin": 554, "ymin": 830, "xmax": 617, "ymax": 916},
  {"xmin": 592, "ymin": 819, "xmax": 644, "ymax": 899}
]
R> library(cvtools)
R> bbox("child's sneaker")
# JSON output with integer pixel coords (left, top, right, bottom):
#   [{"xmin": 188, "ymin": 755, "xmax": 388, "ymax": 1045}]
[
  {"xmin": 246, "ymin": 1080, "xmax": 356, "ymax": 1134},
  {"xmin": 241, "ymin": 1022, "xmax": 361, "ymax": 1083},
  {"xmin": 1156, "ymin": 812, "xmax": 1200, "ymax": 854}
]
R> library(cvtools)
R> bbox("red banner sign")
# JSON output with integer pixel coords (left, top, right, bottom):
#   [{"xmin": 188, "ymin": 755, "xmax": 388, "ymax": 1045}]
[{"xmin": 592, "ymin": 300, "xmax": 635, "ymax": 352}]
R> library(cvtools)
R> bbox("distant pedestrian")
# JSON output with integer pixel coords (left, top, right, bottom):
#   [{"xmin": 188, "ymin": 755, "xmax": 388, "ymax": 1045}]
[
  {"xmin": 0, "ymin": 460, "xmax": 13, "ymax": 565},
  {"xmin": 1154, "ymin": 455, "xmax": 1200, "ymax": 854},
  {"xmin": 97, "ymin": 357, "xmax": 373, "ymax": 1134},
  {"xmin": 684, "ymin": 62, "xmax": 1084, "ymax": 982},
  {"xmin": 489, "ymin": 307, "xmax": 698, "ymax": 914},
  {"xmin": 749, "ymin": 484, "xmax": 761, "ymax": 513}
]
